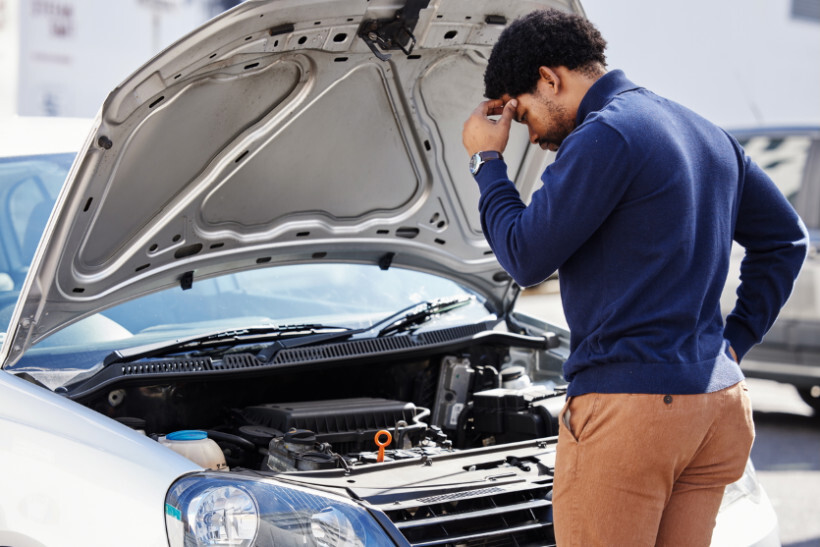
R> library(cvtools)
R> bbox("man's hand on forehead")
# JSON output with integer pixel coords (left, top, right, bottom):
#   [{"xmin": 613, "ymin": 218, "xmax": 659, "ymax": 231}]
[
  {"xmin": 485, "ymin": 98, "xmax": 508, "ymax": 117},
  {"xmin": 462, "ymin": 98, "xmax": 518, "ymax": 157}
]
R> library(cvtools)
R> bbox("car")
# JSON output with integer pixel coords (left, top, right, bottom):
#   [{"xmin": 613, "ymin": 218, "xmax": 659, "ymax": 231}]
[
  {"xmin": 720, "ymin": 127, "xmax": 820, "ymax": 412},
  {"xmin": 0, "ymin": 1, "xmax": 780, "ymax": 546},
  {"xmin": 0, "ymin": 116, "xmax": 93, "ymax": 332}
]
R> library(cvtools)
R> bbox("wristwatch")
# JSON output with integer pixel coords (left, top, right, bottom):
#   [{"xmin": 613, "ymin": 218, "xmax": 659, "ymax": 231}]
[{"xmin": 469, "ymin": 151, "xmax": 503, "ymax": 176}]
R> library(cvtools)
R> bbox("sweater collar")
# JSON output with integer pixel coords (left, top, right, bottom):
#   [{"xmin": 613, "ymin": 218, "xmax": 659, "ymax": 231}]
[{"xmin": 575, "ymin": 70, "xmax": 642, "ymax": 126}]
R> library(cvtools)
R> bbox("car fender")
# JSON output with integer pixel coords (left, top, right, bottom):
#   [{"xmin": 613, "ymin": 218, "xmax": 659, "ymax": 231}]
[{"xmin": 0, "ymin": 371, "xmax": 199, "ymax": 547}]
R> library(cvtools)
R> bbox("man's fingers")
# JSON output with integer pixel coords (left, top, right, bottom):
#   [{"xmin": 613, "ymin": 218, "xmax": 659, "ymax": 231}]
[
  {"xmin": 474, "ymin": 98, "xmax": 506, "ymax": 118},
  {"xmin": 501, "ymin": 99, "xmax": 517, "ymax": 123},
  {"xmin": 494, "ymin": 98, "xmax": 517, "ymax": 131},
  {"xmin": 472, "ymin": 100, "xmax": 492, "ymax": 116},
  {"xmin": 463, "ymin": 98, "xmax": 514, "ymax": 156}
]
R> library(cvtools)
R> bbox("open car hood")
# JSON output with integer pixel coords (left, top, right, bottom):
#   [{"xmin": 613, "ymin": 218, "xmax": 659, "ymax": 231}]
[{"xmin": 2, "ymin": 0, "xmax": 580, "ymax": 367}]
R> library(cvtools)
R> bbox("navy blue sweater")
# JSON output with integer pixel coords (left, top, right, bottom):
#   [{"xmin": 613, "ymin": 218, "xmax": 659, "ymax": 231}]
[{"xmin": 475, "ymin": 71, "xmax": 808, "ymax": 396}]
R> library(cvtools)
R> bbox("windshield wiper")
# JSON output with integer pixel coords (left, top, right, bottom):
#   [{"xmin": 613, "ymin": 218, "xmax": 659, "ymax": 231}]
[
  {"xmin": 255, "ymin": 295, "xmax": 476, "ymax": 360},
  {"xmin": 102, "ymin": 324, "xmax": 350, "ymax": 366},
  {"xmin": 376, "ymin": 295, "xmax": 474, "ymax": 337},
  {"xmin": 102, "ymin": 296, "xmax": 475, "ymax": 367}
]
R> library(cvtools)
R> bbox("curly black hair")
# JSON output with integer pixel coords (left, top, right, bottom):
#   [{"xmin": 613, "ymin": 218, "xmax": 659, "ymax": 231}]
[{"xmin": 484, "ymin": 9, "xmax": 607, "ymax": 99}]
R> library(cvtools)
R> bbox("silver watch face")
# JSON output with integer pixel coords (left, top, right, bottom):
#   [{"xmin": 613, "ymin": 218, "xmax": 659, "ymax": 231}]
[{"xmin": 469, "ymin": 152, "xmax": 481, "ymax": 175}]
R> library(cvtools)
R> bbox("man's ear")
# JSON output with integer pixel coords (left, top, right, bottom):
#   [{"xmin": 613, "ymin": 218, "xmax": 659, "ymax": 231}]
[{"xmin": 538, "ymin": 66, "xmax": 560, "ymax": 95}]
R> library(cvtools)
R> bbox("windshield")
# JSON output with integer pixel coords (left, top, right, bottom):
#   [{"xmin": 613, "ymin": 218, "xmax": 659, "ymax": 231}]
[{"xmin": 10, "ymin": 263, "xmax": 490, "ymax": 374}]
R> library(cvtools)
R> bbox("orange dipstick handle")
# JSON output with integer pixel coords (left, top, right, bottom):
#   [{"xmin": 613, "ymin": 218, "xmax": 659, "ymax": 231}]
[{"xmin": 375, "ymin": 429, "xmax": 392, "ymax": 462}]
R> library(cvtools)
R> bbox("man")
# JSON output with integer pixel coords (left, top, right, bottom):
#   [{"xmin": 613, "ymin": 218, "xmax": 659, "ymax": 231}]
[{"xmin": 462, "ymin": 9, "xmax": 807, "ymax": 546}]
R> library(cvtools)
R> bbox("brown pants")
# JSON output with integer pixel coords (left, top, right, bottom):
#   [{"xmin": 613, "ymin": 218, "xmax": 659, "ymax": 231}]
[{"xmin": 553, "ymin": 382, "xmax": 755, "ymax": 546}]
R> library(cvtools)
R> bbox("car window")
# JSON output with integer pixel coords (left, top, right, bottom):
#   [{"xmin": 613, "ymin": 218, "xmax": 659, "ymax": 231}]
[
  {"xmin": 10, "ymin": 263, "xmax": 490, "ymax": 372},
  {"xmin": 0, "ymin": 154, "xmax": 74, "ymax": 332},
  {"xmin": 0, "ymin": 153, "xmax": 74, "ymax": 274}
]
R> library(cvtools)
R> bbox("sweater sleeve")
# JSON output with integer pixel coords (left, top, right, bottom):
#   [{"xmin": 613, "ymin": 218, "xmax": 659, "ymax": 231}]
[
  {"xmin": 473, "ymin": 122, "xmax": 632, "ymax": 287},
  {"xmin": 724, "ymin": 155, "xmax": 809, "ymax": 359}
]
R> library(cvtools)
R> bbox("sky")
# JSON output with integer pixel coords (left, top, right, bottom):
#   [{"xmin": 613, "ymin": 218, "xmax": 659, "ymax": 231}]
[{"xmin": 579, "ymin": 0, "xmax": 820, "ymax": 129}]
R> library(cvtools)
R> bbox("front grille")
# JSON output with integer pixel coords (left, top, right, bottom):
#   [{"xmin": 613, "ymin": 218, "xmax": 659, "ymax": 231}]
[{"xmin": 378, "ymin": 481, "xmax": 555, "ymax": 547}]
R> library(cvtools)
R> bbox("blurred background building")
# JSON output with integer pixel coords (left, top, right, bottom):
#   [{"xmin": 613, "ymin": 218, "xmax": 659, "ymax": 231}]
[
  {"xmin": 0, "ymin": 0, "xmax": 818, "ymax": 128},
  {"xmin": 0, "ymin": 0, "xmax": 241, "ymax": 118}
]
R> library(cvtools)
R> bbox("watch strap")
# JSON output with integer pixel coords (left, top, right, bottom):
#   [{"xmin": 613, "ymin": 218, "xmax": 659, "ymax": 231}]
[{"xmin": 470, "ymin": 150, "xmax": 504, "ymax": 175}]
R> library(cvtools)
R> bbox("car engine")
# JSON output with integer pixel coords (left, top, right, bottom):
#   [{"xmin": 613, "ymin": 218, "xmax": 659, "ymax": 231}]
[{"xmin": 70, "ymin": 325, "xmax": 568, "ymax": 472}]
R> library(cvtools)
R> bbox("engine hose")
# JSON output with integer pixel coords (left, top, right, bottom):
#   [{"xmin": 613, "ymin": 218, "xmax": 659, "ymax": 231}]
[{"xmin": 204, "ymin": 430, "xmax": 257, "ymax": 452}]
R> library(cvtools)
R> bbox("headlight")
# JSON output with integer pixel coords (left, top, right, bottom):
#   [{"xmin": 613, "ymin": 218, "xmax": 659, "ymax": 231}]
[
  {"xmin": 165, "ymin": 472, "xmax": 396, "ymax": 546},
  {"xmin": 719, "ymin": 458, "xmax": 761, "ymax": 513},
  {"xmin": 189, "ymin": 485, "xmax": 258, "ymax": 545}
]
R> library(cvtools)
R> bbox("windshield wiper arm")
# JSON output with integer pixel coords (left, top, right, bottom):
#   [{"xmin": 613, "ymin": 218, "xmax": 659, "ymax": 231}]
[
  {"xmin": 102, "ymin": 324, "xmax": 350, "ymax": 366},
  {"xmin": 255, "ymin": 295, "xmax": 476, "ymax": 361},
  {"xmin": 377, "ymin": 295, "xmax": 474, "ymax": 337}
]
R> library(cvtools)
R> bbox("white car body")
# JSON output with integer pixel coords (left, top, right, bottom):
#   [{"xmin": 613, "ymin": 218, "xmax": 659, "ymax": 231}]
[{"xmin": 0, "ymin": 371, "xmax": 199, "ymax": 546}]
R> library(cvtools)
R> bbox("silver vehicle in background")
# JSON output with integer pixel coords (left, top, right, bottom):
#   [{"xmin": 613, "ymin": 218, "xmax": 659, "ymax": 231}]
[{"xmin": 723, "ymin": 127, "xmax": 820, "ymax": 412}]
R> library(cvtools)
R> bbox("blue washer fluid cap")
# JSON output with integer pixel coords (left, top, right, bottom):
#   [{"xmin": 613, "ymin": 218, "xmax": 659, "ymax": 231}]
[{"xmin": 166, "ymin": 429, "xmax": 208, "ymax": 441}]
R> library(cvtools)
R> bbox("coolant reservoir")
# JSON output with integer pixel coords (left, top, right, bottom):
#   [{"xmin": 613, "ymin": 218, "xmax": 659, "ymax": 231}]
[
  {"xmin": 501, "ymin": 365, "xmax": 532, "ymax": 390},
  {"xmin": 159, "ymin": 430, "xmax": 228, "ymax": 471}
]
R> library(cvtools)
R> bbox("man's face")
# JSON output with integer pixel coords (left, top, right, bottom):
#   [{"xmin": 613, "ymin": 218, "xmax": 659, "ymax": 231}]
[{"xmin": 503, "ymin": 86, "xmax": 575, "ymax": 152}]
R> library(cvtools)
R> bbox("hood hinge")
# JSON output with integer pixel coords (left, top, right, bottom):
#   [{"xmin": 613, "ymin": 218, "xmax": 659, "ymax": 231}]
[{"xmin": 358, "ymin": 0, "xmax": 431, "ymax": 61}]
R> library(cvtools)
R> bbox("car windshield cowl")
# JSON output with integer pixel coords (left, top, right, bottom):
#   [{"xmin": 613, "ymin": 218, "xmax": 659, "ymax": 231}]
[
  {"xmin": 102, "ymin": 295, "xmax": 477, "ymax": 367},
  {"xmin": 102, "ymin": 323, "xmax": 353, "ymax": 367}
]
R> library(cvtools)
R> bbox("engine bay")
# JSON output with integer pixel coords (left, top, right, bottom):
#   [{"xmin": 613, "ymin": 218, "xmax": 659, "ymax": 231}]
[{"xmin": 69, "ymin": 325, "xmax": 569, "ymax": 474}]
